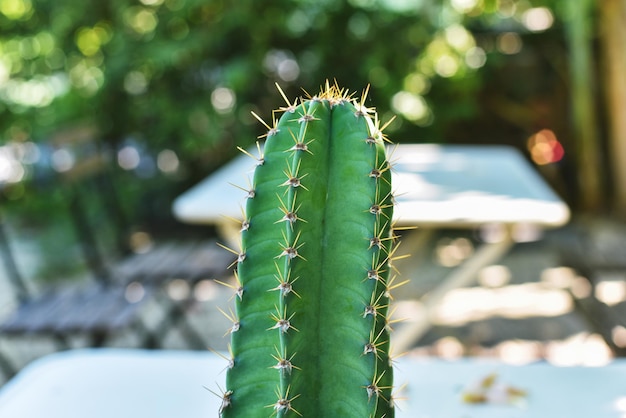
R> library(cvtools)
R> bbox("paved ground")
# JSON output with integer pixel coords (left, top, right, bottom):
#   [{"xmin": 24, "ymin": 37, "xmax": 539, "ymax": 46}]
[
  {"xmin": 1, "ymin": 218, "xmax": 624, "ymax": 387},
  {"xmin": 388, "ymin": 225, "xmax": 602, "ymax": 362}
]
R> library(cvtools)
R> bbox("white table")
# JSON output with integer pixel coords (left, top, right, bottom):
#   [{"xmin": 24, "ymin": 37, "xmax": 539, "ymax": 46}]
[
  {"xmin": 173, "ymin": 144, "xmax": 569, "ymax": 229},
  {"xmin": 173, "ymin": 144, "xmax": 570, "ymax": 351},
  {"xmin": 1, "ymin": 348, "xmax": 625, "ymax": 417}
]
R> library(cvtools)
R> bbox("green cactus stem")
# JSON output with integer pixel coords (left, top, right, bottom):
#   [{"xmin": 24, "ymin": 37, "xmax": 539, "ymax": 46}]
[{"xmin": 219, "ymin": 82, "xmax": 399, "ymax": 418}]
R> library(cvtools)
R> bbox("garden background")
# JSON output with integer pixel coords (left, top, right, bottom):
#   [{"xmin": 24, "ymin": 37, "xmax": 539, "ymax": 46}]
[{"xmin": 0, "ymin": 0, "xmax": 624, "ymax": 282}]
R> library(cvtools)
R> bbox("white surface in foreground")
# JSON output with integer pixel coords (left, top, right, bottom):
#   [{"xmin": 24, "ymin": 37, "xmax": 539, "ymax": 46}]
[{"xmin": 0, "ymin": 349, "xmax": 625, "ymax": 417}]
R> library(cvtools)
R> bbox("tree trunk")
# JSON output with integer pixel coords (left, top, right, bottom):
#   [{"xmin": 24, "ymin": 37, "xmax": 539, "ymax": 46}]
[
  {"xmin": 564, "ymin": 0, "xmax": 604, "ymax": 212},
  {"xmin": 599, "ymin": 0, "xmax": 626, "ymax": 215}
]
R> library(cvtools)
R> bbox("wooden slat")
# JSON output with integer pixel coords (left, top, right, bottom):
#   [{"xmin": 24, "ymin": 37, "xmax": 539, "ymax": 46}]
[
  {"xmin": 0, "ymin": 285, "xmax": 147, "ymax": 335},
  {"xmin": 176, "ymin": 241, "xmax": 232, "ymax": 281},
  {"xmin": 113, "ymin": 240, "xmax": 231, "ymax": 284}
]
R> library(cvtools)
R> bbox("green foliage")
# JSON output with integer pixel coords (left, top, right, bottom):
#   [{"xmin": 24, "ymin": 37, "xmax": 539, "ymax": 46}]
[
  {"xmin": 1, "ymin": 0, "xmax": 567, "ymax": 161},
  {"xmin": 0, "ymin": 0, "xmax": 582, "ymax": 281},
  {"xmin": 221, "ymin": 84, "xmax": 396, "ymax": 417}
]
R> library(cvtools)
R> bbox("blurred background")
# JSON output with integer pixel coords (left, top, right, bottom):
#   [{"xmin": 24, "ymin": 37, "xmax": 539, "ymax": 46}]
[{"xmin": 1, "ymin": 0, "xmax": 626, "ymax": 384}]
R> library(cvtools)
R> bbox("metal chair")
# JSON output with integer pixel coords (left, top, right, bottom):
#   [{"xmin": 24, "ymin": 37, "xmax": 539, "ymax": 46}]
[
  {"xmin": 0, "ymin": 208, "xmax": 154, "ymax": 377},
  {"xmin": 47, "ymin": 125, "xmax": 231, "ymax": 348},
  {"xmin": 0, "ymin": 125, "xmax": 231, "ymax": 376}
]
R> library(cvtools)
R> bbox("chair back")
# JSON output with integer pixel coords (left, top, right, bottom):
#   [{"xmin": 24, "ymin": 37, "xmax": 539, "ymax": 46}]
[
  {"xmin": 0, "ymin": 213, "xmax": 29, "ymax": 303},
  {"xmin": 49, "ymin": 124, "xmax": 131, "ymax": 285}
]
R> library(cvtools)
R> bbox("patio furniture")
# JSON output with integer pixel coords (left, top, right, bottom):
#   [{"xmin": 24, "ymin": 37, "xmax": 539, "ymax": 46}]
[
  {"xmin": 0, "ymin": 348, "xmax": 625, "ymax": 417},
  {"xmin": 0, "ymin": 126, "xmax": 231, "ymax": 366},
  {"xmin": 172, "ymin": 143, "xmax": 570, "ymax": 352},
  {"xmin": 54, "ymin": 127, "xmax": 232, "ymax": 349},
  {"xmin": 0, "ymin": 132, "xmax": 155, "ymax": 358},
  {"xmin": 0, "ymin": 211, "xmax": 150, "ymax": 378}
]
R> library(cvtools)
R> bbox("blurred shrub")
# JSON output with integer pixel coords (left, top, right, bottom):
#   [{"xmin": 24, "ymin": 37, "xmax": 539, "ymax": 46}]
[{"xmin": 0, "ymin": 0, "xmax": 571, "ymax": 240}]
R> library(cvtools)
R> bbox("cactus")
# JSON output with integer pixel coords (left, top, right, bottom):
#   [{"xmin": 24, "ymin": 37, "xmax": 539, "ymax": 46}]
[{"xmin": 218, "ymin": 82, "xmax": 400, "ymax": 418}]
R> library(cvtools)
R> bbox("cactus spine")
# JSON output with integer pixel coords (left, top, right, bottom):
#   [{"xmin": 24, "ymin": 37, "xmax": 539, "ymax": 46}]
[{"xmin": 220, "ymin": 82, "xmax": 398, "ymax": 418}]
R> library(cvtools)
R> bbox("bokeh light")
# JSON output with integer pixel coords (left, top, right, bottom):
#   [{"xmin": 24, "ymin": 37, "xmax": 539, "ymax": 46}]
[
  {"xmin": 211, "ymin": 87, "xmax": 236, "ymax": 114},
  {"xmin": 124, "ymin": 71, "xmax": 149, "ymax": 95},
  {"xmin": 527, "ymin": 129, "xmax": 565, "ymax": 165},
  {"xmin": 497, "ymin": 0, "xmax": 516, "ymax": 18},
  {"xmin": 118, "ymin": 145, "xmax": 141, "ymax": 170},
  {"xmin": 522, "ymin": 7, "xmax": 554, "ymax": 32},
  {"xmin": 451, "ymin": 0, "xmax": 479, "ymax": 14},
  {"xmin": 497, "ymin": 32, "xmax": 523, "ymax": 55},
  {"xmin": 391, "ymin": 90, "xmax": 432, "ymax": 126},
  {"xmin": 124, "ymin": 7, "xmax": 158, "ymax": 35},
  {"xmin": 0, "ymin": 145, "xmax": 26, "ymax": 183},
  {"xmin": 0, "ymin": 0, "xmax": 32, "ymax": 20},
  {"xmin": 157, "ymin": 149, "xmax": 179, "ymax": 174},
  {"xmin": 50, "ymin": 148, "xmax": 75, "ymax": 172},
  {"xmin": 465, "ymin": 46, "xmax": 487, "ymax": 69},
  {"xmin": 263, "ymin": 50, "xmax": 300, "ymax": 82}
]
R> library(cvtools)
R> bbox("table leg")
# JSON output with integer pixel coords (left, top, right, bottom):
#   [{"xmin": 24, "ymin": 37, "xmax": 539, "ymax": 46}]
[
  {"xmin": 392, "ymin": 230, "xmax": 515, "ymax": 353},
  {"xmin": 217, "ymin": 220, "xmax": 243, "ymax": 250}
]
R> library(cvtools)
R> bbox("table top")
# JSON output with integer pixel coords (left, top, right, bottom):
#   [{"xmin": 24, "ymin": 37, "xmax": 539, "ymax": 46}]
[
  {"xmin": 173, "ymin": 143, "xmax": 570, "ymax": 229},
  {"xmin": 1, "ymin": 348, "xmax": 625, "ymax": 417}
]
